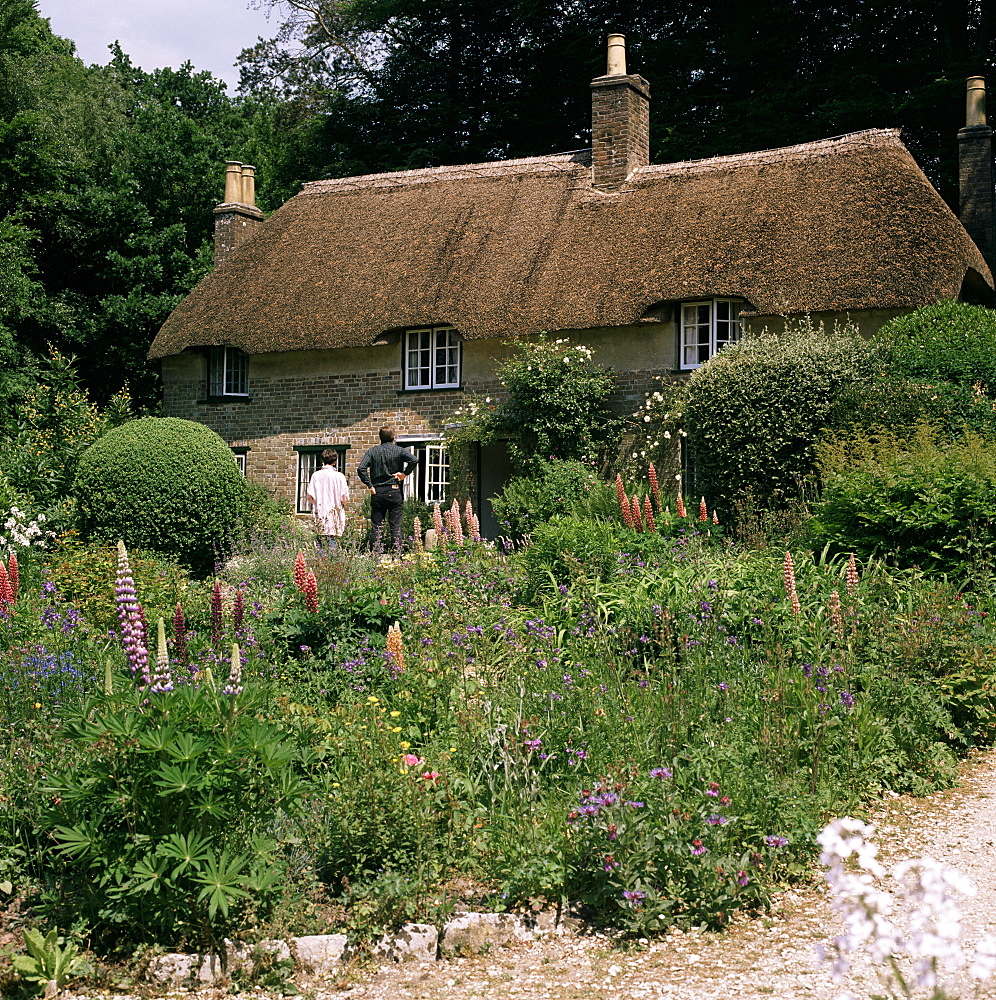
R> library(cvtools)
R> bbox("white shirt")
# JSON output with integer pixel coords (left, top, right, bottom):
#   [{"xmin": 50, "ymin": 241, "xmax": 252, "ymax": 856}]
[{"xmin": 306, "ymin": 466, "xmax": 349, "ymax": 535}]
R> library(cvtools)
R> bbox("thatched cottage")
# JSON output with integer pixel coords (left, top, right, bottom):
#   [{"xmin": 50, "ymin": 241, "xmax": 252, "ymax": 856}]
[{"xmin": 149, "ymin": 37, "xmax": 996, "ymax": 536}]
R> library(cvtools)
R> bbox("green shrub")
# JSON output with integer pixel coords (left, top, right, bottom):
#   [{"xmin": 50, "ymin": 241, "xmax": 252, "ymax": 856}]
[
  {"xmin": 448, "ymin": 337, "xmax": 624, "ymax": 476},
  {"xmin": 36, "ymin": 677, "xmax": 316, "ymax": 950},
  {"xmin": 74, "ymin": 417, "xmax": 250, "ymax": 575},
  {"xmin": 490, "ymin": 459, "xmax": 617, "ymax": 538},
  {"xmin": 876, "ymin": 300, "xmax": 996, "ymax": 391},
  {"xmin": 680, "ymin": 321, "xmax": 883, "ymax": 509},
  {"xmin": 45, "ymin": 536, "xmax": 190, "ymax": 631},
  {"xmin": 811, "ymin": 424, "xmax": 996, "ymax": 577}
]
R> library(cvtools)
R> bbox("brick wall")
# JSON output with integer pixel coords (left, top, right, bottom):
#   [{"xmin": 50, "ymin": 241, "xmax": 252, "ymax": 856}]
[
  {"xmin": 590, "ymin": 73, "xmax": 650, "ymax": 191},
  {"xmin": 958, "ymin": 125, "xmax": 995, "ymax": 273}
]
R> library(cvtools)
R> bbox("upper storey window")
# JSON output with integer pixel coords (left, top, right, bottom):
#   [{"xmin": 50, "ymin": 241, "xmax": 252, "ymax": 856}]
[
  {"xmin": 680, "ymin": 300, "xmax": 744, "ymax": 369},
  {"xmin": 208, "ymin": 346, "xmax": 249, "ymax": 397},
  {"xmin": 404, "ymin": 326, "xmax": 461, "ymax": 389}
]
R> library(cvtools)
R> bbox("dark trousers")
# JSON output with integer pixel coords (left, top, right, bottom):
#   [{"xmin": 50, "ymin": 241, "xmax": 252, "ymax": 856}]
[{"xmin": 369, "ymin": 486, "xmax": 404, "ymax": 553}]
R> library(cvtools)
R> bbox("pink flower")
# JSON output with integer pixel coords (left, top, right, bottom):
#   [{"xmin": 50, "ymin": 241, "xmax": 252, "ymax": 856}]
[
  {"xmin": 421, "ymin": 770, "xmax": 441, "ymax": 781},
  {"xmin": 401, "ymin": 753, "xmax": 423, "ymax": 767}
]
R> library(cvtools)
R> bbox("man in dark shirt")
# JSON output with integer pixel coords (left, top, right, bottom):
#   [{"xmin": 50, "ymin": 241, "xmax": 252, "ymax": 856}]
[{"xmin": 357, "ymin": 427, "xmax": 420, "ymax": 554}]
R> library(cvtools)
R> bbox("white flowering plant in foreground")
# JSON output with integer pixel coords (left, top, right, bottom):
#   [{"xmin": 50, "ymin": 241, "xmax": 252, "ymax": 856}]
[{"xmin": 819, "ymin": 817, "xmax": 996, "ymax": 998}]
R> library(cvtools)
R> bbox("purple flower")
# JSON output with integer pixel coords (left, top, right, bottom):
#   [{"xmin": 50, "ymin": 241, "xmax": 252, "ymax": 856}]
[
  {"xmin": 622, "ymin": 889, "xmax": 645, "ymax": 901},
  {"xmin": 736, "ymin": 871, "xmax": 749, "ymax": 887},
  {"xmin": 839, "ymin": 690, "xmax": 855, "ymax": 708},
  {"xmin": 626, "ymin": 800, "xmax": 645, "ymax": 809},
  {"xmin": 706, "ymin": 814, "xmax": 727, "ymax": 826},
  {"xmin": 718, "ymin": 682, "xmax": 728, "ymax": 691},
  {"xmin": 649, "ymin": 767, "xmax": 672, "ymax": 780},
  {"xmin": 523, "ymin": 739, "xmax": 542, "ymax": 751},
  {"xmin": 765, "ymin": 835, "xmax": 789, "ymax": 847},
  {"xmin": 690, "ymin": 839, "xmax": 707, "ymax": 856}
]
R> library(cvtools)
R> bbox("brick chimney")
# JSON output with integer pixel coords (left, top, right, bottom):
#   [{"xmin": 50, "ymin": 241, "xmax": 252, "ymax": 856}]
[
  {"xmin": 213, "ymin": 161, "xmax": 264, "ymax": 266},
  {"xmin": 958, "ymin": 77, "xmax": 995, "ymax": 272},
  {"xmin": 590, "ymin": 34, "xmax": 650, "ymax": 191}
]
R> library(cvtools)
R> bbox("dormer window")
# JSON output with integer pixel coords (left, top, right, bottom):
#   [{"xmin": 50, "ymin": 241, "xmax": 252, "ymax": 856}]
[
  {"xmin": 680, "ymin": 299, "xmax": 744, "ymax": 369},
  {"xmin": 208, "ymin": 346, "xmax": 249, "ymax": 397},
  {"xmin": 404, "ymin": 326, "xmax": 461, "ymax": 390}
]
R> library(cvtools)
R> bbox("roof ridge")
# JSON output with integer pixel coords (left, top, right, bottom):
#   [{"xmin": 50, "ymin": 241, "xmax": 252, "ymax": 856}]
[
  {"xmin": 633, "ymin": 128, "xmax": 903, "ymax": 179},
  {"xmin": 301, "ymin": 151, "xmax": 589, "ymax": 194}
]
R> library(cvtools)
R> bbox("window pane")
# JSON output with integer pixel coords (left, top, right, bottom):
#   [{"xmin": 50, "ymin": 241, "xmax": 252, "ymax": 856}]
[
  {"xmin": 233, "ymin": 452, "xmax": 247, "ymax": 476},
  {"xmin": 407, "ymin": 330, "xmax": 431, "ymax": 388},
  {"xmin": 715, "ymin": 300, "xmax": 740, "ymax": 351},
  {"xmin": 682, "ymin": 303, "xmax": 711, "ymax": 367},
  {"xmin": 297, "ymin": 452, "xmax": 322, "ymax": 513},
  {"xmin": 225, "ymin": 348, "xmax": 249, "ymax": 395},
  {"xmin": 209, "ymin": 347, "xmax": 225, "ymax": 396},
  {"xmin": 425, "ymin": 445, "xmax": 449, "ymax": 503}
]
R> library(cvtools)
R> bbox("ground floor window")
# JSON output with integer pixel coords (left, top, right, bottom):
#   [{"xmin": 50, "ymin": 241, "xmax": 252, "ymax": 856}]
[
  {"xmin": 294, "ymin": 445, "xmax": 349, "ymax": 514},
  {"xmin": 231, "ymin": 447, "xmax": 249, "ymax": 476},
  {"xmin": 398, "ymin": 438, "xmax": 449, "ymax": 504},
  {"xmin": 680, "ymin": 298, "xmax": 743, "ymax": 369}
]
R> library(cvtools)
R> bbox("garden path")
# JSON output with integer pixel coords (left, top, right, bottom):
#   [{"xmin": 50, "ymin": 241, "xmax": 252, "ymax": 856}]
[{"xmin": 337, "ymin": 748, "xmax": 996, "ymax": 1000}]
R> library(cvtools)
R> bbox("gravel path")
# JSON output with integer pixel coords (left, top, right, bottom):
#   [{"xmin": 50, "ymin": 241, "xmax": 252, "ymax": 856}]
[
  {"xmin": 62, "ymin": 749, "xmax": 996, "ymax": 1000},
  {"xmin": 337, "ymin": 749, "xmax": 996, "ymax": 1000}
]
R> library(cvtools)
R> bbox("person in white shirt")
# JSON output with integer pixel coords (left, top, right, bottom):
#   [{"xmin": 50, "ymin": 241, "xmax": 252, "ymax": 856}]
[{"xmin": 306, "ymin": 449, "xmax": 350, "ymax": 551}]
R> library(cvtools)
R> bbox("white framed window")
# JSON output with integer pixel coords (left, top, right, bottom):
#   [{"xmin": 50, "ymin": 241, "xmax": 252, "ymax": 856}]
[
  {"xmin": 404, "ymin": 326, "xmax": 461, "ymax": 389},
  {"xmin": 680, "ymin": 299, "xmax": 743, "ymax": 369},
  {"xmin": 397, "ymin": 437, "xmax": 449, "ymax": 504},
  {"xmin": 231, "ymin": 448, "xmax": 249, "ymax": 476},
  {"xmin": 208, "ymin": 346, "xmax": 250, "ymax": 397},
  {"xmin": 295, "ymin": 446, "xmax": 348, "ymax": 514}
]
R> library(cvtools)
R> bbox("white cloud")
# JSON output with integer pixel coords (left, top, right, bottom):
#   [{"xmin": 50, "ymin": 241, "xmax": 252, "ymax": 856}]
[{"xmin": 37, "ymin": 0, "xmax": 279, "ymax": 89}]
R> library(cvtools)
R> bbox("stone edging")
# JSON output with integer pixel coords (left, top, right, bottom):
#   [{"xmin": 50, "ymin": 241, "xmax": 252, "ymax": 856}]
[{"xmin": 145, "ymin": 910, "xmax": 569, "ymax": 987}]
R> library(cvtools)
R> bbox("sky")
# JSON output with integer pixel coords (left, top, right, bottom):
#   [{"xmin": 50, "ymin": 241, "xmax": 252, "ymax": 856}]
[{"xmin": 37, "ymin": 0, "xmax": 280, "ymax": 90}]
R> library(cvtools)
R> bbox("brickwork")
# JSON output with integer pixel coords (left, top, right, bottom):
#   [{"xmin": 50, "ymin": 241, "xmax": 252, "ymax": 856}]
[
  {"xmin": 164, "ymin": 360, "xmax": 504, "ymax": 514},
  {"xmin": 213, "ymin": 204, "xmax": 264, "ymax": 266},
  {"xmin": 590, "ymin": 74, "xmax": 650, "ymax": 191},
  {"xmin": 958, "ymin": 125, "xmax": 995, "ymax": 273}
]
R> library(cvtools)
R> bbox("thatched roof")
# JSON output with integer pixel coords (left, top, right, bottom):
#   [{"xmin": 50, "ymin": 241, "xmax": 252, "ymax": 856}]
[{"xmin": 150, "ymin": 129, "xmax": 992, "ymax": 359}]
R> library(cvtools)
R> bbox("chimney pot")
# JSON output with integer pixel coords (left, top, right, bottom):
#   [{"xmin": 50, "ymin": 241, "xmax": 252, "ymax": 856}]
[
  {"xmin": 240, "ymin": 164, "xmax": 257, "ymax": 208},
  {"xmin": 224, "ymin": 161, "xmax": 243, "ymax": 204},
  {"xmin": 214, "ymin": 162, "xmax": 264, "ymax": 266},
  {"xmin": 606, "ymin": 34, "xmax": 626, "ymax": 76},
  {"xmin": 967, "ymin": 76, "xmax": 987, "ymax": 128}
]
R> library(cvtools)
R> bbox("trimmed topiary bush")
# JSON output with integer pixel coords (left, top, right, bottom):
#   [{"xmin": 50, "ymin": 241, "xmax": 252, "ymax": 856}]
[{"xmin": 74, "ymin": 417, "xmax": 249, "ymax": 574}]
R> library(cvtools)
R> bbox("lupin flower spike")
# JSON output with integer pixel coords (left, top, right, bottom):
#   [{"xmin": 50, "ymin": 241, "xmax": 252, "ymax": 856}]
[
  {"xmin": 784, "ymin": 550, "xmax": 801, "ymax": 615},
  {"xmin": 632, "ymin": 495, "xmax": 645, "ymax": 531},
  {"xmin": 643, "ymin": 496, "xmax": 656, "ymax": 533},
  {"xmin": 386, "ymin": 621, "xmax": 405, "ymax": 674},
  {"xmin": 0, "ymin": 563, "xmax": 11, "ymax": 609},
  {"xmin": 116, "ymin": 540, "xmax": 150, "ymax": 685},
  {"xmin": 150, "ymin": 618, "xmax": 174, "ymax": 693},
  {"xmin": 173, "ymin": 602, "xmax": 189, "ymax": 667},
  {"xmin": 828, "ymin": 590, "xmax": 844, "ymax": 633},
  {"xmin": 432, "ymin": 503, "xmax": 446, "ymax": 537},
  {"xmin": 447, "ymin": 500, "xmax": 464, "ymax": 543},
  {"xmin": 294, "ymin": 551, "xmax": 308, "ymax": 592},
  {"xmin": 648, "ymin": 463, "xmax": 662, "ymax": 512},
  {"xmin": 699, "ymin": 497, "xmax": 708, "ymax": 521},
  {"xmin": 469, "ymin": 513, "xmax": 481, "ymax": 542},
  {"xmin": 210, "ymin": 580, "xmax": 224, "ymax": 647},
  {"xmin": 7, "ymin": 552, "xmax": 17, "ymax": 602},
  {"xmin": 304, "ymin": 571, "xmax": 319, "ymax": 613},
  {"xmin": 676, "ymin": 493, "xmax": 687, "ymax": 518},
  {"xmin": 232, "ymin": 588, "xmax": 245, "ymax": 631},
  {"xmin": 413, "ymin": 515, "xmax": 424, "ymax": 553},
  {"xmin": 846, "ymin": 553, "xmax": 859, "ymax": 596},
  {"xmin": 222, "ymin": 642, "xmax": 243, "ymax": 696}
]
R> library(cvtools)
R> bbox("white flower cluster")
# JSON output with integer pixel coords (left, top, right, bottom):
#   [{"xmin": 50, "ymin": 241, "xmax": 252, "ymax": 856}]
[
  {"xmin": 818, "ymin": 817, "xmax": 996, "ymax": 996},
  {"xmin": 1, "ymin": 507, "xmax": 52, "ymax": 554}
]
